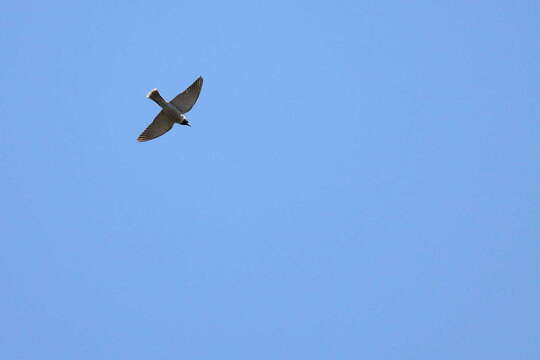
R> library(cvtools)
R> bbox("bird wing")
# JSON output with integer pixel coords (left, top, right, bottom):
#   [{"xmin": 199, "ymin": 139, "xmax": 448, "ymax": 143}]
[
  {"xmin": 137, "ymin": 111, "xmax": 174, "ymax": 142},
  {"xmin": 169, "ymin": 76, "xmax": 203, "ymax": 113}
]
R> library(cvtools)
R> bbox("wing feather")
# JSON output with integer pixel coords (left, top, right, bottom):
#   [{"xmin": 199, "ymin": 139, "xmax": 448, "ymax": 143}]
[
  {"xmin": 136, "ymin": 111, "xmax": 174, "ymax": 142},
  {"xmin": 169, "ymin": 76, "xmax": 203, "ymax": 113}
]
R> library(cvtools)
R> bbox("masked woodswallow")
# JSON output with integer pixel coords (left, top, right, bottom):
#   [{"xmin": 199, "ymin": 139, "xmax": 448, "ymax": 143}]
[{"xmin": 137, "ymin": 76, "xmax": 203, "ymax": 142}]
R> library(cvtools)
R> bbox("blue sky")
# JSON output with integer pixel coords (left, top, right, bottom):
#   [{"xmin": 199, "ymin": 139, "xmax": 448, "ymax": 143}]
[{"xmin": 1, "ymin": 1, "xmax": 539, "ymax": 358}]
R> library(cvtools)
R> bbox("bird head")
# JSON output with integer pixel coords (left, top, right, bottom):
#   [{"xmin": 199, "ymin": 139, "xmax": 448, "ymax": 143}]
[{"xmin": 179, "ymin": 113, "xmax": 191, "ymax": 127}]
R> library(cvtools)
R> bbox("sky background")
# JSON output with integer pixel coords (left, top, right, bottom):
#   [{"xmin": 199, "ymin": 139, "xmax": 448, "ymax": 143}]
[{"xmin": 1, "ymin": 0, "xmax": 539, "ymax": 359}]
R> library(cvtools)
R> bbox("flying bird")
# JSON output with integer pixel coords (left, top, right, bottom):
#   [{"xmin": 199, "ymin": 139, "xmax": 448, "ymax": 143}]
[{"xmin": 137, "ymin": 76, "xmax": 203, "ymax": 142}]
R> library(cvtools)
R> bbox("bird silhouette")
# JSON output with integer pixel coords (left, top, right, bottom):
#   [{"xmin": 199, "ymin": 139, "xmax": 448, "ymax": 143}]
[{"xmin": 137, "ymin": 76, "xmax": 203, "ymax": 142}]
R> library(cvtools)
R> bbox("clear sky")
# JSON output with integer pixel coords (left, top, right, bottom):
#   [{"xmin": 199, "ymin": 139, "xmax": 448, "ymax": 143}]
[{"xmin": 1, "ymin": 1, "xmax": 539, "ymax": 359}]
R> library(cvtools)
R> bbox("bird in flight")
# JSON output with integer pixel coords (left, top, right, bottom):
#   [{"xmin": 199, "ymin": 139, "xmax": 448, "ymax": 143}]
[{"xmin": 137, "ymin": 76, "xmax": 203, "ymax": 142}]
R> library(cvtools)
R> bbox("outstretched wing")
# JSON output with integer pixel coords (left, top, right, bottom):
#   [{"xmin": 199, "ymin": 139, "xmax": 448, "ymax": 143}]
[
  {"xmin": 137, "ymin": 111, "xmax": 174, "ymax": 142},
  {"xmin": 169, "ymin": 76, "xmax": 203, "ymax": 113}
]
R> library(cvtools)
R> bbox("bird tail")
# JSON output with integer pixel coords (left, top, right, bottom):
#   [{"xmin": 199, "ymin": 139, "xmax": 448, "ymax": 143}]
[{"xmin": 146, "ymin": 88, "xmax": 167, "ymax": 106}]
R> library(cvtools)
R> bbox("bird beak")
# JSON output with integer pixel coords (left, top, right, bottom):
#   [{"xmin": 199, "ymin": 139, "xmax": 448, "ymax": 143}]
[{"xmin": 187, "ymin": 123, "xmax": 191, "ymax": 127}]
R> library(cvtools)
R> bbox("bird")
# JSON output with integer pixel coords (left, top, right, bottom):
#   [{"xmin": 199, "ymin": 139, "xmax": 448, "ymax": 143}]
[{"xmin": 137, "ymin": 76, "xmax": 203, "ymax": 142}]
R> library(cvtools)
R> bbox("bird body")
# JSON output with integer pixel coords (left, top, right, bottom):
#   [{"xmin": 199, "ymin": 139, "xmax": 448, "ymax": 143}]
[
  {"xmin": 137, "ymin": 76, "xmax": 203, "ymax": 142},
  {"xmin": 147, "ymin": 89, "xmax": 188, "ymax": 125}
]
